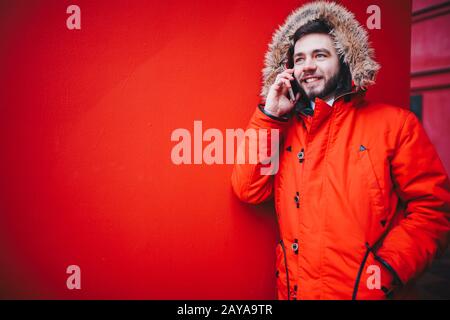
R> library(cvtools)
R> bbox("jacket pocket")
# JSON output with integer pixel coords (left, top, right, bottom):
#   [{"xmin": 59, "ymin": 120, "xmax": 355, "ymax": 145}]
[
  {"xmin": 352, "ymin": 242, "xmax": 402, "ymax": 300},
  {"xmin": 275, "ymin": 240, "xmax": 291, "ymax": 300},
  {"xmin": 358, "ymin": 146, "xmax": 386, "ymax": 218}
]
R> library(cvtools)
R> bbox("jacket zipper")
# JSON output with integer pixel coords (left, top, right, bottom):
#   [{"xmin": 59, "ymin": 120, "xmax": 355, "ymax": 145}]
[
  {"xmin": 352, "ymin": 242, "xmax": 371, "ymax": 300},
  {"xmin": 280, "ymin": 239, "xmax": 291, "ymax": 300}
]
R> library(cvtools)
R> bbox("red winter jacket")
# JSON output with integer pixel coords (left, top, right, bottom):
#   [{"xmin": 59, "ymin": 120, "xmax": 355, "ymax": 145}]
[{"xmin": 231, "ymin": 91, "xmax": 450, "ymax": 299}]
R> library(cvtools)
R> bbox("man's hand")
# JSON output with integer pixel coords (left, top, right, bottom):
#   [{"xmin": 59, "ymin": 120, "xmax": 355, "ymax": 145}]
[{"xmin": 264, "ymin": 68, "xmax": 300, "ymax": 117}]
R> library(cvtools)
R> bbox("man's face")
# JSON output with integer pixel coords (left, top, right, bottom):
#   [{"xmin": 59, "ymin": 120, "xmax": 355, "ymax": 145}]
[{"xmin": 293, "ymin": 33, "xmax": 340, "ymax": 101}]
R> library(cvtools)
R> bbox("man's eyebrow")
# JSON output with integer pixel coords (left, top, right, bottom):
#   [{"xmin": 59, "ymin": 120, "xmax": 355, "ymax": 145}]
[
  {"xmin": 294, "ymin": 48, "xmax": 332, "ymax": 57},
  {"xmin": 313, "ymin": 48, "xmax": 331, "ymax": 55}
]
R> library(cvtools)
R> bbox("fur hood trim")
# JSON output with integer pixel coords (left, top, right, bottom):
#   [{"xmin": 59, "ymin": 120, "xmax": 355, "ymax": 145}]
[{"xmin": 261, "ymin": 1, "xmax": 380, "ymax": 99}]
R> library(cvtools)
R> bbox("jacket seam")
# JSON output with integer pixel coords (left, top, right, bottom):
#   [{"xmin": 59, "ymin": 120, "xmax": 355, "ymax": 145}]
[
  {"xmin": 394, "ymin": 111, "xmax": 413, "ymax": 151},
  {"xmin": 280, "ymin": 240, "xmax": 291, "ymax": 300},
  {"xmin": 258, "ymin": 104, "xmax": 289, "ymax": 122},
  {"xmin": 296, "ymin": 116, "xmax": 307, "ymax": 299},
  {"xmin": 319, "ymin": 106, "xmax": 339, "ymax": 299}
]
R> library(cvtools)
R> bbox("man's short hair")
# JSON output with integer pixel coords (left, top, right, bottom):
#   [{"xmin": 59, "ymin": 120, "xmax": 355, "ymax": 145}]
[{"xmin": 287, "ymin": 19, "xmax": 332, "ymax": 68}]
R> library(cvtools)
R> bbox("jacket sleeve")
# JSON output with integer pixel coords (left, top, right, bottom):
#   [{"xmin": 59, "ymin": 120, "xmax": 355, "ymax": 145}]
[
  {"xmin": 376, "ymin": 111, "xmax": 450, "ymax": 285},
  {"xmin": 231, "ymin": 105, "xmax": 289, "ymax": 204}
]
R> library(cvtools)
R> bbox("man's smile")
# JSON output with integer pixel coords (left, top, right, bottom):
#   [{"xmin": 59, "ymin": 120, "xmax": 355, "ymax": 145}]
[{"xmin": 301, "ymin": 76, "xmax": 323, "ymax": 85}]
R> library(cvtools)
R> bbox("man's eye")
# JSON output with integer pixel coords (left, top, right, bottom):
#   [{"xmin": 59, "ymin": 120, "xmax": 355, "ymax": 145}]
[
  {"xmin": 295, "ymin": 58, "xmax": 304, "ymax": 63},
  {"xmin": 316, "ymin": 54, "xmax": 326, "ymax": 59}
]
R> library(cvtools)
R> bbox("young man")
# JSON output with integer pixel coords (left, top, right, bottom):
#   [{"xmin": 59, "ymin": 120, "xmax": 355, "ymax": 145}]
[{"xmin": 231, "ymin": 1, "xmax": 450, "ymax": 300}]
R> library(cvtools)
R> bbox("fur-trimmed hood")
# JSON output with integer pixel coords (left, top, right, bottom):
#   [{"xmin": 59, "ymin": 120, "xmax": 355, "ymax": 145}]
[{"xmin": 261, "ymin": 1, "xmax": 380, "ymax": 99}]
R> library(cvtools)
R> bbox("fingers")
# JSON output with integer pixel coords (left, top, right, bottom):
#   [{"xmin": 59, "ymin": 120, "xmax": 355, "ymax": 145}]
[
  {"xmin": 277, "ymin": 70, "xmax": 295, "ymax": 81},
  {"xmin": 284, "ymin": 68, "xmax": 295, "ymax": 74},
  {"xmin": 273, "ymin": 77, "xmax": 292, "ymax": 91},
  {"xmin": 274, "ymin": 70, "xmax": 295, "ymax": 90}
]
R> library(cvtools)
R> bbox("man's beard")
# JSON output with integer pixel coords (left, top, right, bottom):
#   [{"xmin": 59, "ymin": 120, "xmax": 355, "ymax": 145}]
[{"xmin": 301, "ymin": 71, "xmax": 340, "ymax": 101}]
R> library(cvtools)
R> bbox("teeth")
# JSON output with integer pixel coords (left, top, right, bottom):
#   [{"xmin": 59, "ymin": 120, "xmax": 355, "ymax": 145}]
[{"xmin": 305, "ymin": 77, "xmax": 319, "ymax": 83}]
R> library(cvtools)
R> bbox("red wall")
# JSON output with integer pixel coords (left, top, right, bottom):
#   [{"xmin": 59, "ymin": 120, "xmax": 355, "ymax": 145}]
[
  {"xmin": 411, "ymin": 0, "xmax": 450, "ymax": 175},
  {"xmin": 0, "ymin": 0, "xmax": 411, "ymax": 299}
]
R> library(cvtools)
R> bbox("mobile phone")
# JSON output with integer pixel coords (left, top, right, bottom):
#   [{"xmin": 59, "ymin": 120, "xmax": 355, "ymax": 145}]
[
  {"xmin": 285, "ymin": 64, "xmax": 310, "ymax": 113},
  {"xmin": 289, "ymin": 75, "xmax": 301, "ymax": 102},
  {"xmin": 285, "ymin": 64, "xmax": 301, "ymax": 102},
  {"xmin": 288, "ymin": 71, "xmax": 310, "ymax": 114}
]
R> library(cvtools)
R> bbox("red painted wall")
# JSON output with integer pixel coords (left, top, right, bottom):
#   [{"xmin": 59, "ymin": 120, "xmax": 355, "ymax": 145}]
[
  {"xmin": 0, "ymin": 0, "xmax": 411, "ymax": 299},
  {"xmin": 411, "ymin": 0, "xmax": 450, "ymax": 175}
]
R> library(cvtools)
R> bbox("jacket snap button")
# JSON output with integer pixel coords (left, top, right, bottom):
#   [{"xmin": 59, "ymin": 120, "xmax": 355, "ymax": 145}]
[
  {"xmin": 292, "ymin": 243, "xmax": 299, "ymax": 252},
  {"xmin": 297, "ymin": 149, "xmax": 305, "ymax": 163},
  {"xmin": 292, "ymin": 239, "xmax": 299, "ymax": 254},
  {"xmin": 294, "ymin": 192, "xmax": 300, "ymax": 208}
]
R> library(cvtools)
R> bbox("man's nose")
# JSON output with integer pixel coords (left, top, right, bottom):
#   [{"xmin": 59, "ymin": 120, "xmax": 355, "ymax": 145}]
[{"xmin": 302, "ymin": 57, "xmax": 317, "ymax": 72}]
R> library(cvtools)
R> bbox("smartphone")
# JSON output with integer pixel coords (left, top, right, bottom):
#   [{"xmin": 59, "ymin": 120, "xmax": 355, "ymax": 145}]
[
  {"xmin": 289, "ymin": 76, "xmax": 301, "ymax": 102},
  {"xmin": 285, "ymin": 62, "xmax": 310, "ymax": 114},
  {"xmin": 287, "ymin": 70, "xmax": 310, "ymax": 114}
]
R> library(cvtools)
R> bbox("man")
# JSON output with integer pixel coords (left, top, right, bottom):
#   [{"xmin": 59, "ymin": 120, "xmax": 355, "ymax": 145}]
[{"xmin": 231, "ymin": 1, "xmax": 450, "ymax": 300}]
